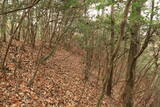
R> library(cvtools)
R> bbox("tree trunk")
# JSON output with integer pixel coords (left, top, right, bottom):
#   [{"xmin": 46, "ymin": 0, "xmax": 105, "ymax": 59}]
[
  {"xmin": 122, "ymin": 0, "xmax": 146, "ymax": 106},
  {"xmin": 106, "ymin": 1, "xmax": 115, "ymax": 96},
  {"xmin": 1, "ymin": 0, "xmax": 7, "ymax": 42}
]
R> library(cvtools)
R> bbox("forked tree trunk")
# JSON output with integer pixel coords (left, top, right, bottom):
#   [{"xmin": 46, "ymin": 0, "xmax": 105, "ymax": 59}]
[{"xmin": 122, "ymin": 0, "xmax": 146, "ymax": 107}]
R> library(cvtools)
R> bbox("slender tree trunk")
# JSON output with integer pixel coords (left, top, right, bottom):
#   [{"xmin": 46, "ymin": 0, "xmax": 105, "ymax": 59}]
[
  {"xmin": 106, "ymin": 1, "xmax": 115, "ymax": 96},
  {"xmin": 1, "ymin": 10, "xmax": 29, "ymax": 72},
  {"xmin": 97, "ymin": 0, "xmax": 132, "ymax": 106},
  {"xmin": 122, "ymin": 0, "xmax": 146, "ymax": 106},
  {"xmin": 49, "ymin": 11, "xmax": 59, "ymax": 47},
  {"xmin": 1, "ymin": 0, "xmax": 7, "ymax": 42}
]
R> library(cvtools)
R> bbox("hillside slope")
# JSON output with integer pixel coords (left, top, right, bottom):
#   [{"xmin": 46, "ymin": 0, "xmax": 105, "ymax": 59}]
[{"xmin": 0, "ymin": 43, "xmax": 102, "ymax": 107}]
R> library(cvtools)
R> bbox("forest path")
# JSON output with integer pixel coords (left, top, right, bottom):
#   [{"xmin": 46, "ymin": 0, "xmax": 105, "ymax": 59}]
[{"xmin": 0, "ymin": 44, "xmax": 99, "ymax": 107}]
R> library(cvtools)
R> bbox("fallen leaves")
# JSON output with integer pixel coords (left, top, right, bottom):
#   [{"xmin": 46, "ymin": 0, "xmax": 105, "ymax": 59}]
[{"xmin": 0, "ymin": 42, "xmax": 100, "ymax": 106}]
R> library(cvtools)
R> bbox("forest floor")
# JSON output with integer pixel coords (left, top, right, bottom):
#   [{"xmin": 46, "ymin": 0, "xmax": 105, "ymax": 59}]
[{"xmin": 0, "ymin": 41, "xmax": 110, "ymax": 107}]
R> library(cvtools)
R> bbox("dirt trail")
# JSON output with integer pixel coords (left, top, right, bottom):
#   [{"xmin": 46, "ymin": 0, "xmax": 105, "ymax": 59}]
[{"xmin": 0, "ymin": 46, "xmax": 99, "ymax": 107}]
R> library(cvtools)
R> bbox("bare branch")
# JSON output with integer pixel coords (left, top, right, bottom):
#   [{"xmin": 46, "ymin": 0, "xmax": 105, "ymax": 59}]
[
  {"xmin": 0, "ymin": 0, "xmax": 41, "ymax": 16},
  {"xmin": 134, "ymin": 0, "xmax": 156, "ymax": 60}
]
